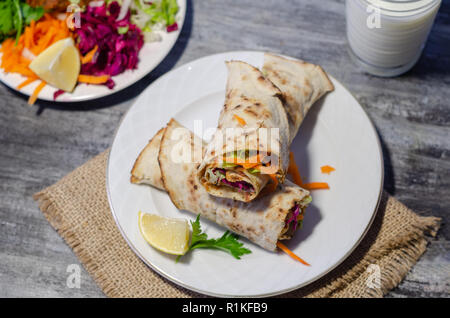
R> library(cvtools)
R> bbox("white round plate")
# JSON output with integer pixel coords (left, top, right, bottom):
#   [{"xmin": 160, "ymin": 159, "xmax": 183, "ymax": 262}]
[
  {"xmin": 0, "ymin": 0, "xmax": 186, "ymax": 102},
  {"xmin": 107, "ymin": 51, "xmax": 384, "ymax": 297}
]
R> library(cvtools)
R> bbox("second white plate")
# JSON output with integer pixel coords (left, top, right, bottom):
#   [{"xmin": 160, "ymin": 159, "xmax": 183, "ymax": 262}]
[
  {"xmin": 107, "ymin": 51, "xmax": 383, "ymax": 297},
  {"xmin": 0, "ymin": 0, "xmax": 186, "ymax": 102}
]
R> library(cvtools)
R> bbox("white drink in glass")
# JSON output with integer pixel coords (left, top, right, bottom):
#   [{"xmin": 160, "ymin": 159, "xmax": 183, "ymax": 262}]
[{"xmin": 346, "ymin": 0, "xmax": 442, "ymax": 77}]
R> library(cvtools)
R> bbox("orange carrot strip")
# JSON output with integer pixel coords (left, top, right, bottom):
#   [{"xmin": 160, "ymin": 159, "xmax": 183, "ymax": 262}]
[
  {"xmin": 240, "ymin": 154, "xmax": 262, "ymax": 168},
  {"xmin": 258, "ymin": 164, "xmax": 278, "ymax": 175},
  {"xmin": 288, "ymin": 151, "xmax": 303, "ymax": 186},
  {"xmin": 35, "ymin": 29, "xmax": 55, "ymax": 54},
  {"xmin": 223, "ymin": 154, "xmax": 258, "ymax": 164},
  {"xmin": 259, "ymin": 173, "xmax": 279, "ymax": 195},
  {"xmin": 30, "ymin": 20, "xmax": 36, "ymax": 46},
  {"xmin": 302, "ymin": 182, "xmax": 330, "ymax": 190},
  {"xmin": 269, "ymin": 174, "xmax": 278, "ymax": 186},
  {"xmin": 80, "ymin": 45, "xmax": 98, "ymax": 64},
  {"xmin": 241, "ymin": 162, "xmax": 260, "ymax": 169},
  {"xmin": 265, "ymin": 174, "xmax": 279, "ymax": 192},
  {"xmin": 222, "ymin": 156, "xmax": 238, "ymax": 164},
  {"xmin": 17, "ymin": 77, "xmax": 37, "ymax": 90},
  {"xmin": 221, "ymin": 154, "xmax": 263, "ymax": 169},
  {"xmin": 28, "ymin": 81, "xmax": 46, "ymax": 105},
  {"xmin": 77, "ymin": 74, "xmax": 110, "ymax": 84},
  {"xmin": 10, "ymin": 66, "xmax": 35, "ymax": 78},
  {"xmin": 277, "ymin": 242, "xmax": 310, "ymax": 266},
  {"xmin": 24, "ymin": 26, "xmax": 32, "ymax": 48},
  {"xmin": 233, "ymin": 114, "xmax": 246, "ymax": 126},
  {"xmin": 321, "ymin": 165, "xmax": 336, "ymax": 175}
]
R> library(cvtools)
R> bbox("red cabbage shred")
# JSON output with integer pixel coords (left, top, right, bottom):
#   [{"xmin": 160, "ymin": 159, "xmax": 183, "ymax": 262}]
[{"xmin": 75, "ymin": 2, "xmax": 144, "ymax": 89}]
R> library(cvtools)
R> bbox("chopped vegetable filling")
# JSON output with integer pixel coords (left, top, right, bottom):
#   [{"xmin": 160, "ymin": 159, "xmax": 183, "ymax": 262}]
[
  {"xmin": 279, "ymin": 195, "xmax": 311, "ymax": 240},
  {"xmin": 207, "ymin": 167, "xmax": 255, "ymax": 193}
]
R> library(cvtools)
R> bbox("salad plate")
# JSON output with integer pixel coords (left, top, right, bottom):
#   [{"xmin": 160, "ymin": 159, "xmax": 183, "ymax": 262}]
[
  {"xmin": 107, "ymin": 51, "xmax": 384, "ymax": 297},
  {"xmin": 0, "ymin": 0, "xmax": 186, "ymax": 103}
]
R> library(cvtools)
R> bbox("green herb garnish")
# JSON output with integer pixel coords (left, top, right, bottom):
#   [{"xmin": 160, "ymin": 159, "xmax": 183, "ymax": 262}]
[
  {"xmin": 0, "ymin": 0, "xmax": 44, "ymax": 44},
  {"xmin": 176, "ymin": 215, "xmax": 252, "ymax": 262}
]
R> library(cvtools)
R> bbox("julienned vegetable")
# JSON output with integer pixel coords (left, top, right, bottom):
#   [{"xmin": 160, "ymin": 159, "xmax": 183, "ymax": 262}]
[
  {"xmin": 131, "ymin": 0, "xmax": 179, "ymax": 42},
  {"xmin": 287, "ymin": 151, "xmax": 330, "ymax": 190},
  {"xmin": 288, "ymin": 152, "xmax": 303, "ymax": 186},
  {"xmin": 0, "ymin": 14, "xmax": 73, "ymax": 104},
  {"xmin": 302, "ymin": 182, "xmax": 330, "ymax": 190},
  {"xmin": 176, "ymin": 215, "xmax": 252, "ymax": 262},
  {"xmin": 75, "ymin": 1, "xmax": 144, "ymax": 89},
  {"xmin": 0, "ymin": 0, "xmax": 44, "ymax": 43},
  {"xmin": 277, "ymin": 242, "xmax": 310, "ymax": 266},
  {"xmin": 28, "ymin": 80, "xmax": 45, "ymax": 105},
  {"xmin": 321, "ymin": 165, "xmax": 336, "ymax": 175},
  {"xmin": 1, "ymin": 1, "xmax": 180, "ymax": 103}
]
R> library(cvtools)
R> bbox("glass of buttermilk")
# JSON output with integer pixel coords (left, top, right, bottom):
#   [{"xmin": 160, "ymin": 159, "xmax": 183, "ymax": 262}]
[{"xmin": 346, "ymin": 0, "xmax": 442, "ymax": 77}]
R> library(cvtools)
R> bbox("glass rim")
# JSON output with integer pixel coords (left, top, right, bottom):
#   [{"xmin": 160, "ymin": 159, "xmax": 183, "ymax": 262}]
[{"xmin": 356, "ymin": 0, "xmax": 441, "ymax": 16}]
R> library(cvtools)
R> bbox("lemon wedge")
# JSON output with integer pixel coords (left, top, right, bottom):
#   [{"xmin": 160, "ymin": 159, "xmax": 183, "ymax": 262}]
[
  {"xmin": 138, "ymin": 212, "xmax": 190, "ymax": 255},
  {"xmin": 29, "ymin": 37, "xmax": 80, "ymax": 92}
]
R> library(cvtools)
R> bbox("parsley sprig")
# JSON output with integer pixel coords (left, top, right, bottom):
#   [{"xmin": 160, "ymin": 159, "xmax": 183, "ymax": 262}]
[
  {"xmin": 177, "ymin": 215, "xmax": 252, "ymax": 262},
  {"xmin": 0, "ymin": 0, "xmax": 44, "ymax": 43}
]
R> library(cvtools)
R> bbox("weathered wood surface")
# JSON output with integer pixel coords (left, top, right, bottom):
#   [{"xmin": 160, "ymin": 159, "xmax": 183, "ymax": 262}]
[{"xmin": 0, "ymin": 0, "xmax": 449, "ymax": 297}]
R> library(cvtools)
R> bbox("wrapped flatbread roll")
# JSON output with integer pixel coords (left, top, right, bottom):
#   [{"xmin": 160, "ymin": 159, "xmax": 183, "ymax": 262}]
[
  {"xmin": 130, "ymin": 128, "xmax": 165, "ymax": 190},
  {"xmin": 131, "ymin": 119, "xmax": 311, "ymax": 251},
  {"xmin": 197, "ymin": 56, "xmax": 334, "ymax": 202},
  {"xmin": 262, "ymin": 53, "xmax": 335, "ymax": 142},
  {"xmin": 197, "ymin": 61, "xmax": 290, "ymax": 202}
]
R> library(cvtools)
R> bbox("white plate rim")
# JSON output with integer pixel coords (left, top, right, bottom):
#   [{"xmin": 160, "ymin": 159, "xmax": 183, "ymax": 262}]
[
  {"xmin": 0, "ymin": 0, "xmax": 186, "ymax": 103},
  {"xmin": 106, "ymin": 50, "xmax": 385, "ymax": 298}
]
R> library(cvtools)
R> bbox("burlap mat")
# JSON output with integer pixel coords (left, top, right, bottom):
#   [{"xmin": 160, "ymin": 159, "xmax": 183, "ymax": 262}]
[{"xmin": 33, "ymin": 150, "xmax": 441, "ymax": 298}]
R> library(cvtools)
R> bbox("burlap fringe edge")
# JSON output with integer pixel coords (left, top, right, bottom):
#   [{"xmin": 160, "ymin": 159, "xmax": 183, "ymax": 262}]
[
  {"xmin": 314, "ymin": 215, "xmax": 441, "ymax": 298},
  {"xmin": 34, "ymin": 190, "xmax": 441, "ymax": 298}
]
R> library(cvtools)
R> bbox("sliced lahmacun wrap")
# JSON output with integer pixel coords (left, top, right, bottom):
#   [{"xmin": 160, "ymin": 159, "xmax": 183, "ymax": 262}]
[{"xmin": 131, "ymin": 119, "xmax": 311, "ymax": 251}]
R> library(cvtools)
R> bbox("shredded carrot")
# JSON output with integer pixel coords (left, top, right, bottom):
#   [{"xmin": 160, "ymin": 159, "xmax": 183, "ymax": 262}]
[
  {"xmin": 80, "ymin": 45, "xmax": 98, "ymax": 64},
  {"xmin": 17, "ymin": 77, "xmax": 37, "ymax": 90},
  {"xmin": 25, "ymin": 26, "xmax": 32, "ymax": 48},
  {"xmin": 240, "ymin": 154, "xmax": 262, "ymax": 169},
  {"xmin": 288, "ymin": 152, "xmax": 329, "ymax": 190},
  {"xmin": 77, "ymin": 74, "xmax": 110, "ymax": 84},
  {"xmin": 288, "ymin": 152, "xmax": 303, "ymax": 186},
  {"xmin": 302, "ymin": 182, "xmax": 330, "ymax": 190},
  {"xmin": 30, "ymin": 20, "xmax": 36, "ymax": 46},
  {"xmin": 258, "ymin": 164, "xmax": 278, "ymax": 175},
  {"xmin": 35, "ymin": 28, "xmax": 56, "ymax": 53},
  {"xmin": 28, "ymin": 81, "xmax": 46, "ymax": 105},
  {"xmin": 269, "ymin": 174, "xmax": 278, "ymax": 186},
  {"xmin": 0, "ymin": 15, "xmax": 72, "ymax": 105},
  {"xmin": 233, "ymin": 114, "xmax": 247, "ymax": 126},
  {"xmin": 222, "ymin": 156, "xmax": 238, "ymax": 164},
  {"xmin": 259, "ymin": 174, "xmax": 279, "ymax": 195},
  {"xmin": 241, "ymin": 162, "xmax": 260, "ymax": 169},
  {"xmin": 277, "ymin": 242, "xmax": 310, "ymax": 266},
  {"xmin": 321, "ymin": 165, "xmax": 335, "ymax": 175},
  {"xmin": 223, "ymin": 154, "xmax": 261, "ymax": 166},
  {"xmin": 263, "ymin": 174, "xmax": 278, "ymax": 193}
]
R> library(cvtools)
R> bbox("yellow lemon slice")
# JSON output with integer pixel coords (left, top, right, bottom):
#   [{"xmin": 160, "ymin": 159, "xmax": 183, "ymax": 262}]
[
  {"xmin": 29, "ymin": 37, "xmax": 80, "ymax": 92},
  {"xmin": 138, "ymin": 212, "xmax": 190, "ymax": 255}
]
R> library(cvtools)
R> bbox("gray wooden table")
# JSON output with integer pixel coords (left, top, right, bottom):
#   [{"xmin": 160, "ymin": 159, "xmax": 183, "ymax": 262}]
[{"xmin": 0, "ymin": 0, "xmax": 449, "ymax": 298}]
